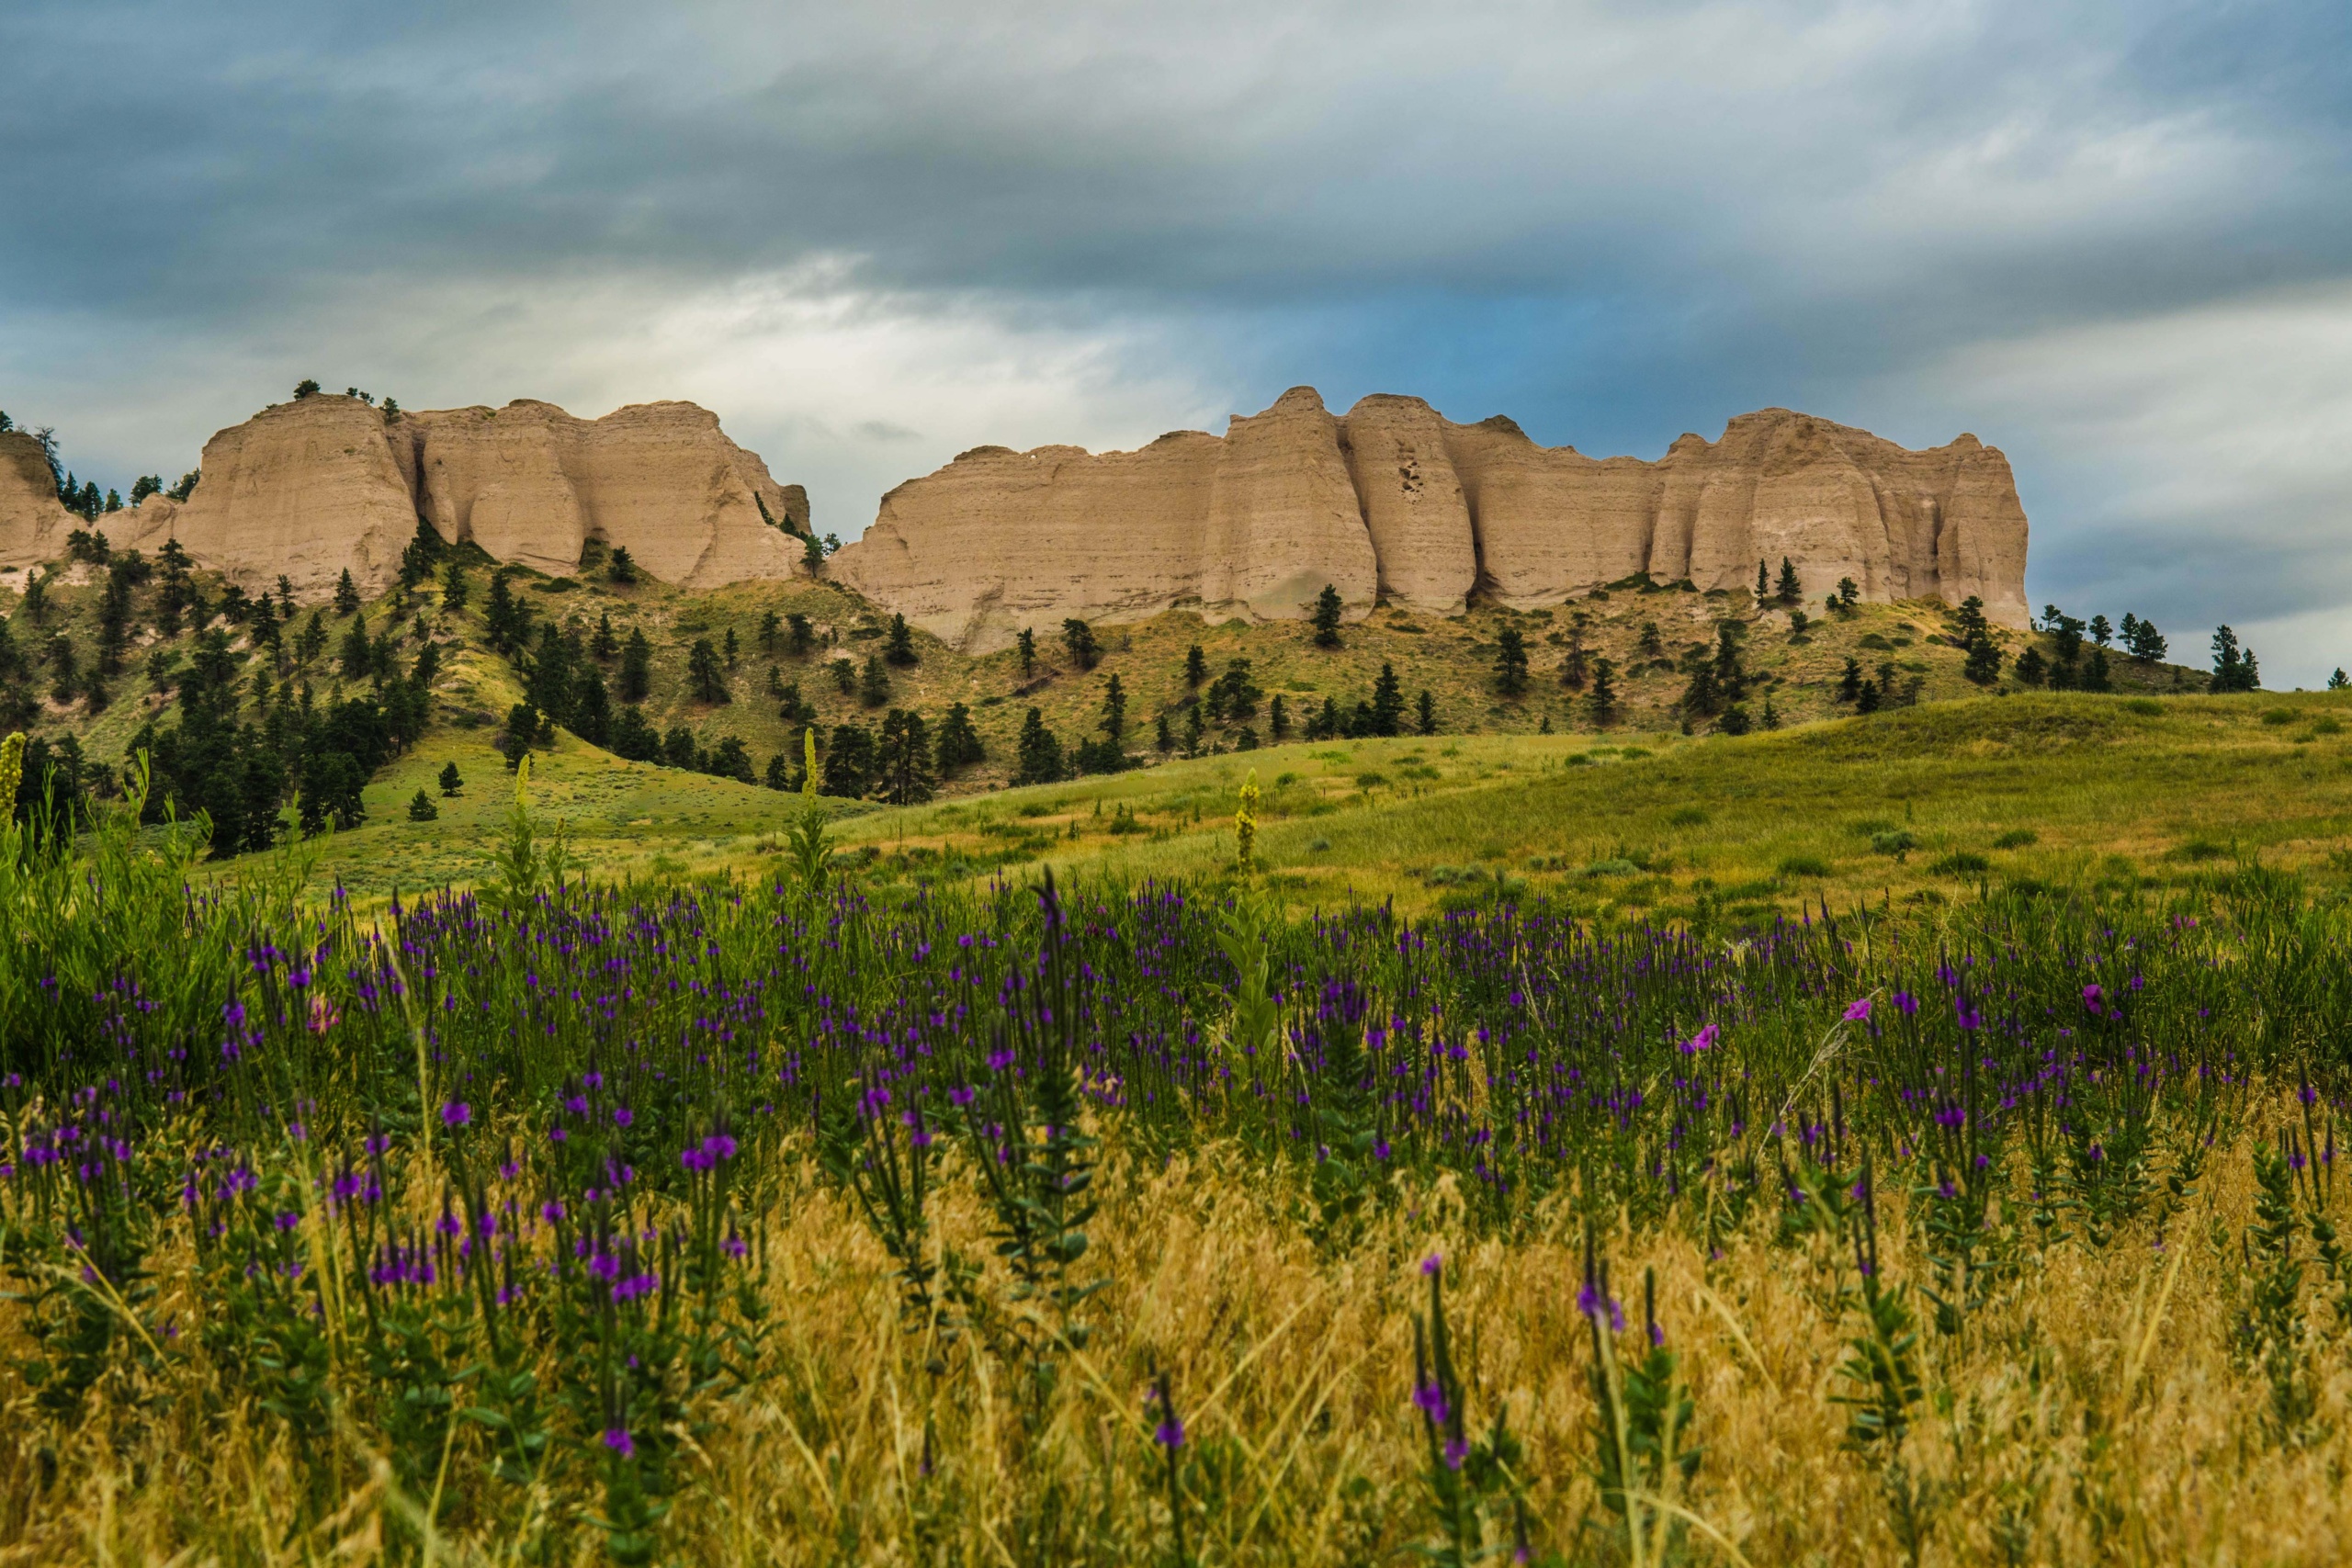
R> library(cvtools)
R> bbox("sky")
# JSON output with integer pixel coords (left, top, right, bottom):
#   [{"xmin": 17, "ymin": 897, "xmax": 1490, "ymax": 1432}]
[{"xmin": 6, "ymin": 0, "xmax": 2351, "ymax": 680}]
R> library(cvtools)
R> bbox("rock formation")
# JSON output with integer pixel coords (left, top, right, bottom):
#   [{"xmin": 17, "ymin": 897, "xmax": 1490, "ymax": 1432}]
[
  {"xmin": 830, "ymin": 390, "xmax": 2030, "ymax": 649},
  {"xmin": 16, "ymin": 393, "xmax": 812, "ymax": 601},
  {"xmin": 0, "ymin": 431, "xmax": 84, "ymax": 570}
]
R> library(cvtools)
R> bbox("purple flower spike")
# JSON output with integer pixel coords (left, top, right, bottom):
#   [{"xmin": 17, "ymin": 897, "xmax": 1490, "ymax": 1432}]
[
  {"xmin": 1154, "ymin": 1416, "xmax": 1185, "ymax": 1449},
  {"xmin": 1842, "ymin": 998, "xmax": 1871, "ymax": 1022},
  {"xmin": 441, "ymin": 1101, "xmax": 471, "ymax": 1128},
  {"xmin": 603, "ymin": 1427, "xmax": 635, "ymax": 1459},
  {"xmin": 1421, "ymin": 1253, "xmax": 1442, "ymax": 1277}
]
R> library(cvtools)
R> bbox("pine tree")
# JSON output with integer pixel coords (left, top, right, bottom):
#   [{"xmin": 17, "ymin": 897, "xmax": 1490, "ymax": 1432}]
[
  {"xmin": 1312, "ymin": 584, "xmax": 1345, "ymax": 649},
  {"xmin": 1185, "ymin": 701, "xmax": 1207, "ymax": 754},
  {"xmin": 406, "ymin": 788, "xmax": 438, "ymax": 822},
  {"xmin": 764, "ymin": 753, "xmax": 791, "ymax": 790},
  {"xmin": 1587, "ymin": 659, "xmax": 1617, "ymax": 726},
  {"xmin": 1964, "ymin": 635, "xmax": 2003, "ymax": 685},
  {"xmin": 2332, "ymin": 669, "xmax": 2349, "ymax": 691},
  {"xmin": 860, "ymin": 653, "xmax": 890, "ymax": 707},
  {"xmin": 1561, "ymin": 611, "xmax": 1590, "ymax": 689},
  {"xmin": 592, "ymin": 612, "xmax": 617, "ymax": 661},
  {"xmin": 1062, "ymin": 617, "xmax": 1101, "ymax": 671},
  {"xmin": 2127, "ymin": 616, "xmax": 2169, "ymax": 665},
  {"xmin": 339, "ymin": 614, "xmax": 373, "ymax": 682},
  {"xmin": 885, "ymin": 613, "xmax": 918, "ymax": 667},
  {"xmin": 1371, "ymin": 662, "xmax": 1405, "ymax": 736},
  {"xmin": 758, "ymin": 609, "xmax": 782, "ymax": 656},
  {"xmin": 1837, "ymin": 577, "xmax": 1860, "ymax": 610},
  {"xmin": 2090, "ymin": 614, "xmax": 2113, "ymax": 648},
  {"xmin": 438, "ymin": 761, "xmax": 463, "ymax": 795},
  {"xmin": 876, "ymin": 709, "xmax": 935, "ymax": 805},
  {"xmin": 1155, "ymin": 712, "xmax": 1174, "ymax": 752},
  {"xmin": 934, "ymin": 702, "xmax": 986, "ymax": 774},
  {"xmin": 724, "ymin": 626, "xmax": 740, "ymax": 668},
  {"xmin": 1017, "ymin": 627, "xmax": 1036, "ymax": 678},
  {"xmin": 1101, "ymin": 672, "xmax": 1126, "ymax": 740},
  {"xmin": 1776, "ymin": 558, "xmax": 1801, "ymax": 606},
  {"xmin": 1494, "ymin": 626, "xmax": 1529, "ymax": 696},
  {"xmin": 607, "ymin": 546, "xmax": 639, "ymax": 585},
  {"xmin": 334, "ymin": 569, "xmax": 359, "ymax": 616},
  {"xmin": 1839, "ymin": 657, "xmax": 1863, "ymax": 702},
  {"xmin": 2210, "ymin": 626, "xmax": 2261, "ymax": 693},
  {"xmin": 1015, "ymin": 706, "xmax": 1062, "ymax": 784},
  {"xmin": 786, "ymin": 612, "xmax": 814, "ymax": 658},
  {"xmin": 1269, "ymin": 693, "xmax": 1289, "ymax": 740},
  {"xmin": 687, "ymin": 637, "xmax": 730, "ymax": 705},
  {"xmin": 1185, "ymin": 644, "xmax": 1207, "ymax": 688},
  {"xmin": 619, "ymin": 627, "xmax": 653, "ymax": 701},
  {"xmin": 1756, "ymin": 559, "xmax": 1770, "ymax": 600},
  {"xmin": 440, "ymin": 557, "xmax": 469, "ymax": 612},
  {"xmin": 1417, "ymin": 690, "xmax": 1437, "ymax": 736},
  {"xmin": 822, "ymin": 723, "xmax": 876, "ymax": 796}
]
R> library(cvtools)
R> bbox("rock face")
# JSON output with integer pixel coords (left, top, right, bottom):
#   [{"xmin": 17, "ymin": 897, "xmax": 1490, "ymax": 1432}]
[
  {"xmin": 65, "ymin": 393, "xmax": 809, "ymax": 601},
  {"xmin": 0, "ymin": 431, "xmax": 86, "ymax": 570},
  {"xmin": 831, "ymin": 391, "xmax": 2031, "ymax": 651}
]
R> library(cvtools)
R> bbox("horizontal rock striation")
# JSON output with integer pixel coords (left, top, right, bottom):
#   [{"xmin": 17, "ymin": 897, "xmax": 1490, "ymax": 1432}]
[
  {"xmin": 25, "ymin": 394, "xmax": 811, "ymax": 602},
  {"xmin": 831, "ymin": 390, "xmax": 2030, "ymax": 650}
]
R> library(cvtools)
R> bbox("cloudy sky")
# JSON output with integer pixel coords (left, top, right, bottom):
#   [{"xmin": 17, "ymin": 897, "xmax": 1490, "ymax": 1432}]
[{"xmin": 6, "ymin": 0, "xmax": 2350, "ymax": 679}]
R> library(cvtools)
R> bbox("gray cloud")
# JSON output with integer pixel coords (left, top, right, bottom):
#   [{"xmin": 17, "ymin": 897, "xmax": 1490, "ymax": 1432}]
[{"xmin": 5, "ymin": 0, "xmax": 2351, "ymax": 674}]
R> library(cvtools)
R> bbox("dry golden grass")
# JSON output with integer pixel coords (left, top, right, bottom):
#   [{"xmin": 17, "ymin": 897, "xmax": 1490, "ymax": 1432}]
[{"xmin": 8, "ymin": 1097, "xmax": 2349, "ymax": 1565}]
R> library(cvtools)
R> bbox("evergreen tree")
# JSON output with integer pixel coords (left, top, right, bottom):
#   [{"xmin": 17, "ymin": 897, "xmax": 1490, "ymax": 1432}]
[
  {"xmin": 1679, "ymin": 659, "xmax": 1719, "ymax": 718},
  {"xmin": 1587, "ymin": 659, "xmax": 1617, "ymax": 726},
  {"xmin": 1776, "ymin": 558, "xmax": 1802, "ymax": 605},
  {"xmin": 724, "ymin": 626, "xmax": 740, "ymax": 668},
  {"xmin": 294, "ymin": 378, "xmax": 322, "ymax": 400},
  {"xmin": 2332, "ymin": 669, "xmax": 2349, "ymax": 691},
  {"xmin": 1560, "ymin": 612, "xmax": 1591, "ymax": 689},
  {"xmin": 1837, "ymin": 577, "xmax": 1860, "ymax": 611},
  {"xmin": 860, "ymin": 652, "xmax": 890, "ymax": 707},
  {"xmin": 1269, "ymin": 693, "xmax": 1289, "ymax": 740},
  {"xmin": 2210, "ymin": 626, "xmax": 2261, "ymax": 693},
  {"xmin": 764, "ymin": 753, "xmax": 791, "ymax": 790},
  {"xmin": 1712, "ymin": 621, "xmax": 1747, "ymax": 703},
  {"xmin": 1015, "ymin": 706, "xmax": 1062, "ymax": 784},
  {"xmin": 885, "ymin": 613, "xmax": 918, "ymax": 666},
  {"xmin": 2084, "ymin": 647, "xmax": 2112, "ymax": 693},
  {"xmin": 572, "ymin": 664, "xmax": 612, "ymax": 746},
  {"xmin": 934, "ymin": 702, "xmax": 986, "ymax": 775},
  {"xmin": 1188, "ymin": 700, "xmax": 1209, "ymax": 753},
  {"xmin": 2090, "ymin": 614, "xmax": 2113, "ymax": 648},
  {"xmin": 2014, "ymin": 648, "xmax": 2048, "ymax": 685},
  {"xmin": 823, "ymin": 723, "xmax": 876, "ymax": 796},
  {"xmin": 707, "ymin": 736, "xmax": 757, "ymax": 784},
  {"xmin": 2127, "ymin": 616, "xmax": 2169, "ymax": 665},
  {"xmin": 619, "ymin": 627, "xmax": 653, "ymax": 701},
  {"xmin": 607, "ymin": 546, "xmax": 639, "ymax": 585},
  {"xmin": 1017, "ymin": 627, "xmax": 1036, "ymax": 678},
  {"xmin": 17, "ymin": 569, "xmax": 47, "ymax": 626},
  {"xmin": 438, "ymin": 761, "xmax": 463, "ymax": 795},
  {"xmin": 1755, "ymin": 559, "xmax": 1770, "ymax": 599},
  {"xmin": 662, "ymin": 726, "xmax": 702, "ymax": 771},
  {"xmin": 398, "ymin": 518, "xmax": 443, "ymax": 590},
  {"xmin": 338, "ymin": 615, "xmax": 376, "ymax": 682},
  {"xmin": 501, "ymin": 704, "xmax": 542, "ymax": 771},
  {"xmin": 1311, "ymin": 584, "xmax": 1344, "ymax": 649},
  {"xmin": 1417, "ymin": 690, "xmax": 1437, "ymax": 736},
  {"xmin": 1638, "ymin": 620, "xmax": 1663, "ymax": 659},
  {"xmin": 876, "ymin": 709, "xmax": 935, "ymax": 805},
  {"xmin": 1209, "ymin": 658, "xmax": 1262, "ymax": 721},
  {"xmin": 296, "ymin": 608, "xmax": 328, "ymax": 666},
  {"xmin": 1963, "ymin": 634, "xmax": 2003, "ymax": 685},
  {"xmin": 1856, "ymin": 678, "xmax": 1883, "ymax": 714},
  {"xmin": 758, "ymin": 608, "xmax": 782, "ymax": 656},
  {"xmin": 334, "ymin": 569, "xmax": 359, "ymax": 616},
  {"xmin": 1061, "ymin": 617, "xmax": 1101, "ymax": 671},
  {"xmin": 1101, "ymin": 672, "xmax": 1127, "ymax": 740},
  {"xmin": 592, "ymin": 611, "xmax": 617, "ymax": 661},
  {"xmin": 609, "ymin": 705, "xmax": 662, "ymax": 762},
  {"xmin": 1155, "ymin": 711, "xmax": 1174, "ymax": 752},
  {"xmin": 1494, "ymin": 626, "xmax": 1529, "ymax": 696},
  {"xmin": 1185, "ymin": 644, "xmax": 1207, "ymax": 688},
  {"xmin": 831, "ymin": 657, "xmax": 855, "ymax": 694},
  {"xmin": 1839, "ymin": 657, "xmax": 1863, "ymax": 702},
  {"xmin": 483, "ymin": 569, "xmax": 532, "ymax": 655},
  {"xmin": 786, "ymin": 612, "xmax": 815, "ymax": 657},
  {"xmin": 440, "ymin": 557, "xmax": 469, "ymax": 612},
  {"xmin": 687, "ymin": 638, "xmax": 730, "ymax": 704},
  {"xmin": 406, "ymin": 788, "xmax": 438, "ymax": 822},
  {"xmin": 526, "ymin": 623, "xmax": 576, "ymax": 728},
  {"xmin": 1371, "ymin": 662, "xmax": 1405, "ymax": 736},
  {"xmin": 1306, "ymin": 697, "xmax": 1338, "ymax": 742}
]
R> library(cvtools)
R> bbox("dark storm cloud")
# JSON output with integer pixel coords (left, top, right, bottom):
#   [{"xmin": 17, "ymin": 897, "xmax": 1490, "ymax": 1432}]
[{"xmin": 5, "ymin": 0, "xmax": 2351, "ymax": 675}]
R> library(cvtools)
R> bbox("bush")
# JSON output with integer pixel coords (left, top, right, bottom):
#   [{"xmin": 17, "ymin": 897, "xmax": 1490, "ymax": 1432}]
[
  {"xmin": 1776, "ymin": 853, "xmax": 1832, "ymax": 877},
  {"xmin": 1993, "ymin": 829, "xmax": 2039, "ymax": 849},
  {"xmin": 1870, "ymin": 829, "xmax": 1918, "ymax": 861},
  {"xmin": 1668, "ymin": 807, "xmax": 1710, "ymax": 828},
  {"xmin": 1928, "ymin": 851, "xmax": 1991, "ymax": 875},
  {"xmin": 2124, "ymin": 698, "xmax": 2163, "ymax": 716},
  {"xmin": 2262, "ymin": 708, "xmax": 2296, "ymax": 726}
]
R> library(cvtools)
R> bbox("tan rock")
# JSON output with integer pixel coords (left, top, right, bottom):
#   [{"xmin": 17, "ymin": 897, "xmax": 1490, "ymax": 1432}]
[
  {"xmin": 131, "ymin": 394, "xmax": 807, "ymax": 601},
  {"xmin": 1201, "ymin": 388, "xmax": 1377, "ymax": 621},
  {"xmin": 0, "ymin": 430, "xmax": 79, "ymax": 570},
  {"xmin": 1337, "ymin": 395, "xmax": 1476, "ymax": 615},
  {"xmin": 836, "ymin": 388, "xmax": 2030, "ymax": 649},
  {"xmin": 168, "ymin": 394, "xmax": 420, "ymax": 599}
]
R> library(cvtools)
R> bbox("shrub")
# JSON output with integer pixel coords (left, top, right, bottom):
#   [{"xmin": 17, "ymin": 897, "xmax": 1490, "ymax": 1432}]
[
  {"xmin": 1928, "ymin": 851, "xmax": 1991, "ymax": 875},
  {"xmin": 1993, "ymin": 829, "xmax": 2039, "ymax": 849},
  {"xmin": 2263, "ymin": 708, "xmax": 2296, "ymax": 726},
  {"xmin": 1777, "ymin": 853, "xmax": 1832, "ymax": 877},
  {"xmin": 1668, "ymin": 806, "xmax": 1710, "ymax": 827},
  {"xmin": 1870, "ymin": 829, "xmax": 1918, "ymax": 861}
]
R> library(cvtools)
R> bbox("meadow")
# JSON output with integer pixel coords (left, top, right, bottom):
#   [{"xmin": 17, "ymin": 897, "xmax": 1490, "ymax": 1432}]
[{"xmin": 8, "ymin": 695, "xmax": 2352, "ymax": 1566}]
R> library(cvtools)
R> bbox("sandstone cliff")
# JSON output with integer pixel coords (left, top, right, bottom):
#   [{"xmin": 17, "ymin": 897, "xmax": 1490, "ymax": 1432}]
[
  {"xmin": 0, "ymin": 430, "xmax": 86, "ymax": 570},
  {"xmin": 62, "ymin": 393, "xmax": 809, "ymax": 601},
  {"xmin": 831, "ymin": 391, "xmax": 2030, "ymax": 649}
]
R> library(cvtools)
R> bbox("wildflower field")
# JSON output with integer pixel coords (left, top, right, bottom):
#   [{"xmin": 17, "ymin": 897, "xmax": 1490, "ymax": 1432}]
[{"xmin": 9, "ymin": 730, "xmax": 2352, "ymax": 1564}]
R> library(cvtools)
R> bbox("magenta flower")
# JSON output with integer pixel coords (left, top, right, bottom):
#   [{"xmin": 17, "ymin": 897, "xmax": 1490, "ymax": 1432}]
[
  {"xmin": 1421, "ymin": 1253, "xmax": 1442, "ymax": 1277},
  {"xmin": 1843, "ymin": 998, "xmax": 1871, "ymax": 1021},
  {"xmin": 603, "ymin": 1427, "xmax": 635, "ymax": 1458},
  {"xmin": 440, "ymin": 1101, "xmax": 471, "ymax": 1128}
]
